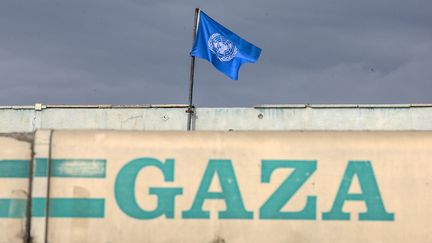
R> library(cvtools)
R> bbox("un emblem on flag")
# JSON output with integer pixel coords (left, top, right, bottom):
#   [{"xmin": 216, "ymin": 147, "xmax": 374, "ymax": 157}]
[{"xmin": 207, "ymin": 33, "xmax": 238, "ymax": 62}]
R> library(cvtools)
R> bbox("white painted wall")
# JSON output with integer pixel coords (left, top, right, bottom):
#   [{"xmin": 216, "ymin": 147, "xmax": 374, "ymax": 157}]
[{"xmin": 1, "ymin": 104, "xmax": 432, "ymax": 132}]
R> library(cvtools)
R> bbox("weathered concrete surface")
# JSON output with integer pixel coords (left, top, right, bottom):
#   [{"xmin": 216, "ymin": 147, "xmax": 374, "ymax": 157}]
[
  {"xmin": 0, "ymin": 135, "xmax": 33, "ymax": 243},
  {"xmin": 31, "ymin": 130, "xmax": 432, "ymax": 243},
  {"xmin": 1, "ymin": 129, "xmax": 432, "ymax": 242},
  {"xmin": 1, "ymin": 104, "xmax": 432, "ymax": 132}
]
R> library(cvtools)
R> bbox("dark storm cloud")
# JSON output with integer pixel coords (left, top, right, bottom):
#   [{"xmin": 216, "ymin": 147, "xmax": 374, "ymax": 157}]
[{"xmin": 0, "ymin": 0, "xmax": 431, "ymax": 106}]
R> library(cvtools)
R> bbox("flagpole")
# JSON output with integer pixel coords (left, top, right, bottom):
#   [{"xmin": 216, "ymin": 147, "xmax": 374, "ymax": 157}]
[{"xmin": 187, "ymin": 8, "xmax": 199, "ymax": 131}]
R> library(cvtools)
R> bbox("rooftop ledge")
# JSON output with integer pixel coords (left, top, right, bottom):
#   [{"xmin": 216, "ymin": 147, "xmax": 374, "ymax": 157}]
[{"xmin": 0, "ymin": 103, "xmax": 432, "ymax": 110}]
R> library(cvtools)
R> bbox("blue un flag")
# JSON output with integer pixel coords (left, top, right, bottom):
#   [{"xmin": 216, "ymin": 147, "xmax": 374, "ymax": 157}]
[{"xmin": 191, "ymin": 10, "xmax": 261, "ymax": 80}]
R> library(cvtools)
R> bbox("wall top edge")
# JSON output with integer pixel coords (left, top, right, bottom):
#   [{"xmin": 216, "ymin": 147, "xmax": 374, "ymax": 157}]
[{"xmin": 1, "ymin": 104, "xmax": 432, "ymax": 110}]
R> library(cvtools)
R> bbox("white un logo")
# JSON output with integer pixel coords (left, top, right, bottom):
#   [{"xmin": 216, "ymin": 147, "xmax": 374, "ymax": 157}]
[{"xmin": 207, "ymin": 33, "xmax": 238, "ymax": 62}]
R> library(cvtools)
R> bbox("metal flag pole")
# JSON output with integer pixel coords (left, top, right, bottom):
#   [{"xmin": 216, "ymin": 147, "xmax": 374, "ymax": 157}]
[{"xmin": 187, "ymin": 8, "xmax": 200, "ymax": 131}]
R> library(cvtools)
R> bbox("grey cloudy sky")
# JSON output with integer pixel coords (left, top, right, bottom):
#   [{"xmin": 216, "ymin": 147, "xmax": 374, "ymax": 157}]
[{"xmin": 1, "ymin": 0, "xmax": 431, "ymax": 106}]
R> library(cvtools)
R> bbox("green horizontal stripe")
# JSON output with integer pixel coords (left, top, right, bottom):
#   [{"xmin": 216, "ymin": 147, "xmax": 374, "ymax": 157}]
[
  {"xmin": 34, "ymin": 158, "xmax": 48, "ymax": 177},
  {"xmin": 0, "ymin": 159, "xmax": 106, "ymax": 178},
  {"xmin": 0, "ymin": 160, "xmax": 30, "ymax": 178},
  {"xmin": 32, "ymin": 198, "xmax": 105, "ymax": 218},
  {"xmin": 0, "ymin": 198, "xmax": 105, "ymax": 218},
  {"xmin": 35, "ymin": 158, "xmax": 106, "ymax": 178},
  {"xmin": 0, "ymin": 199, "xmax": 27, "ymax": 218}
]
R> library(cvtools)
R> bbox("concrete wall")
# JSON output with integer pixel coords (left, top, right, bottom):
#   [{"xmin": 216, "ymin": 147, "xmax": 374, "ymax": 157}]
[
  {"xmin": 1, "ymin": 104, "xmax": 432, "ymax": 132},
  {"xmin": 1, "ymin": 105, "xmax": 431, "ymax": 242},
  {"xmin": 2, "ymin": 130, "xmax": 432, "ymax": 243},
  {"xmin": 0, "ymin": 135, "xmax": 33, "ymax": 243}
]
